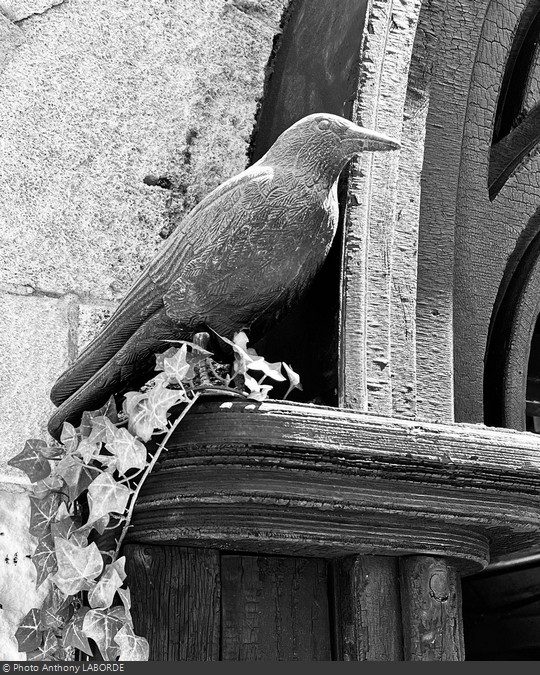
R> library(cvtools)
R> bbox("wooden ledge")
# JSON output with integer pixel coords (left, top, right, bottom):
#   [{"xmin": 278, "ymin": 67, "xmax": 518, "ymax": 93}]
[{"xmin": 125, "ymin": 399, "xmax": 540, "ymax": 574}]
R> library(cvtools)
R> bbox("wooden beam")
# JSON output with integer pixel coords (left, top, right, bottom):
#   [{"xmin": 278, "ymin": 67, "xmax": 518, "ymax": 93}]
[
  {"xmin": 220, "ymin": 555, "xmax": 331, "ymax": 660},
  {"xmin": 124, "ymin": 544, "xmax": 220, "ymax": 661},
  {"xmin": 331, "ymin": 555, "xmax": 403, "ymax": 660},
  {"xmin": 400, "ymin": 556, "xmax": 464, "ymax": 661}
]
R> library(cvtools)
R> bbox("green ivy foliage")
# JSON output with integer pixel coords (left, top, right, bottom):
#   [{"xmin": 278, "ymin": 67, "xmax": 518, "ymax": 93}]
[{"xmin": 9, "ymin": 331, "xmax": 302, "ymax": 661}]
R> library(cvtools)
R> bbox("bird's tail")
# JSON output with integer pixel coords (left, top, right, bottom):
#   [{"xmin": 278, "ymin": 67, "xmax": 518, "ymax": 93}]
[
  {"xmin": 50, "ymin": 279, "xmax": 163, "ymax": 406},
  {"xmin": 48, "ymin": 307, "xmax": 183, "ymax": 439}
]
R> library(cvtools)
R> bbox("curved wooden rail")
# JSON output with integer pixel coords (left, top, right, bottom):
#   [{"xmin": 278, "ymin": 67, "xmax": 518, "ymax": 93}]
[{"xmin": 124, "ymin": 399, "xmax": 540, "ymax": 575}]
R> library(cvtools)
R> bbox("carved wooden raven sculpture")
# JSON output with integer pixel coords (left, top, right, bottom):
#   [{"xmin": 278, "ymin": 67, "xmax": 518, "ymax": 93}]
[{"xmin": 48, "ymin": 112, "xmax": 399, "ymax": 438}]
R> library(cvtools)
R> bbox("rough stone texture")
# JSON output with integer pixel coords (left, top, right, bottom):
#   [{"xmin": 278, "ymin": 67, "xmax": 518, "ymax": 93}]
[
  {"xmin": 0, "ymin": 294, "xmax": 71, "ymax": 477},
  {"xmin": 0, "ymin": 0, "xmax": 288, "ymax": 302},
  {"xmin": 0, "ymin": 0, "xmax": 64, "ymax": 22},
  {"xmin": 77, "ymin": 304, "xmax": 113, "ymax": 353},
  {"xmin": 0, "ymin": 484, "xmax": 48, "ymax": 659},
  {"xmin": 0, "ymin": 12, "xmax": 24, "ymax": 73}
]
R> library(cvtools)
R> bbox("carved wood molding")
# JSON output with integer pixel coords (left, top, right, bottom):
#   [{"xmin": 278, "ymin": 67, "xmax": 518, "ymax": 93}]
[
  {"xmin": 489, "ymin": 103, "xmax": 540, "ymax": 200},
  {"xmin": 485, "ymin": 232, "xmax": 540, "ymax": 430},
  {"xmin": 121, "ymin": 400, "xmax": 540, "ymax": 575}
]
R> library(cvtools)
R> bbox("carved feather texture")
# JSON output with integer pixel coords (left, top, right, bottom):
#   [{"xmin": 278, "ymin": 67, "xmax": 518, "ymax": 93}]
[{"xmin": 48, "ymin": 113, "xmax": 399, "ymax": 439}]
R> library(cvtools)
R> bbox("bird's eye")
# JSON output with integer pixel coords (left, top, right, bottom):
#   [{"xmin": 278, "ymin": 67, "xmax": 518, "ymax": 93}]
[{"xmin": 317, "ymin": 119, "xmax": 331, "ymax": 131}]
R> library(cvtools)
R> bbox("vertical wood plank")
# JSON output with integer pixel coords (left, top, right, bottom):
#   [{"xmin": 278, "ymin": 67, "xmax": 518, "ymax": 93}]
[
  {"xmin": 124, "ymin": 544, "xmax": 220, "ymax": 661},
  {"xmin": 331, "ymin": 555, "xmax": 403, "ymax": 660},
  {"xmin": 400, "ymin": 556, "xmax": 464, "ymax": 661},
  {"xmin": 390, "ymin": 0, "xmax": 448, "ymax": 418},
  {"xmin": 339, "ymin": 0, "xmax": 423, "ymax": 414},
  {"xmin": 221, "ymin": 554, "xmax": 331, "ymax": 661}
]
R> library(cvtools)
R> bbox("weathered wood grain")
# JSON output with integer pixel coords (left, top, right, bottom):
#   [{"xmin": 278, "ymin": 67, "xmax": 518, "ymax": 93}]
[
  {"xmin": 220, "ymin": 555, "xmax": 331, "ymax": 660},
  {"xmin": 451, "ymin": 0, "xmax": 540, "ymax": 423},
  {"xmin": 339, "ymin": 0, "xmax": 422, "ymax": 415},
  {"xmin": 400, "ymin": 556, "xmax": 464, "ymax": 660},
  {"xmin": 489, "ymin": 103, "xmax": 540, "ymax": 199},
  {"xmin": 123, "ymin": 400, "xmax": 540, "ymax": 572},
  {"xmin": 331, "ymin": 555, "xmax": 403, "ymax": 660},
  {"xmin": 123, "ymin": 544, "xmax": 220, "ymax": 661},
  {"xmin": 390, "ymin": 0, "xmax": 448, "ymax": 418}
]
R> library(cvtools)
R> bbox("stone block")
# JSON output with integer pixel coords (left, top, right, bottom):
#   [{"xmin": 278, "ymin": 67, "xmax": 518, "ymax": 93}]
[
  {"xmin": 0, "ymin": 293, "xmax": 71, "ymax": 476},
  {"xmin": 0, "ymin": 0, "xmax": 64, "ymax": 22},
  {"xmin": 0, "ymin": 0, "xmax": 289, "ymax": 302},
  {"xmin": 0, "ymin": 12, "xmax": 24, "ymax": 74},
  {"xmin": 77, "ymin": 303, "xmax": 113, "ymax": 353}
]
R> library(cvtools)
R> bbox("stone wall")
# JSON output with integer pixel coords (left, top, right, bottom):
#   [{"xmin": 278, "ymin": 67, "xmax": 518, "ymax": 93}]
[{"xmin": 0, "ymin": 0, "xmax": 287, "ymax": 657}]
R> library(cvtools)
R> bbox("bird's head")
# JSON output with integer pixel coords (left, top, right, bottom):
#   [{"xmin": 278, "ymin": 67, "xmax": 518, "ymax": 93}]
[{"xmin": 263, "ymin": 112, "xmax": 400, "ymax": 188}]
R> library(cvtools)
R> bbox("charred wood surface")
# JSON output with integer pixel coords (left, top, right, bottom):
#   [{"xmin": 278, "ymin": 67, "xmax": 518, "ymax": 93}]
[
  {"xmin": 220, "ymin": 554, "xmax": 331, "ymax": 660},
  {"xmin": 123, "ymin": 544, "xmax": 220, "ymax": 661}
]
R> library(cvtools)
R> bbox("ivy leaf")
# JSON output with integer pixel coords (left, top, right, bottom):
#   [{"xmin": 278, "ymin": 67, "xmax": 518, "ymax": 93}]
[
  {"xmin": 32, "ymin": 533, "xmax": 57, "ymax": 587},
  {"xmin": 76, "ymin": 437, "xmax": 102, "ymax": 464},
  {"xmin": 33, "ymin": 474, "xmax": 65, "ymax": 500},
  {"xmin": 155, "ymin": 346, "xmax": 177, "ymax": 371},
  {"xmin": 248, "ymin": 358, "xmax": 286, "ymax": 381},
  {"xmin": 54, "ymin": 502, "xmax": 72, "ymax": 522},
  {"xmin": 283, "ymin": 362, "xmax": 303, "ymax": 399},
  {"xmin": 55, "ymin": 455, "xmax": 94, "ymax": 501},
  {"xmin": 52, "ymin": 537, "xmax": 103, "ymax": 596},
  {"xmin": 83, "ymin": 608, "xmax": 123, "ymax": 661},
  {"xmin": 218, "ymin": 332, "xmax": 258, "ymax": 376},
  {"xmin": 124, "ymin": 384, "xmax": 187, "ymax": 441},
  {"xmin": 40, "ymin": 445, "xmax": 64, "ymax": 460},
  {"xmin": 219, "ymin": 331, "xmax": 284, "ymax": 384},
  {"xmin": 60, "ymin": 421, "xmax": 79, "ymax": 454},
  {"xmin": 243, "ymin": 373, "xmax": 273, "ymax": 401},
  {"xmin": 51, "ymin": 516, "xmax": 86, "ymax": 547},
  {"xmin": 49, "ymin": 587, "xmax": 75, "ymax": 625},
  {"xmin": 87, "ymin": 473, "xmax": 131, "ymax": 523},
  {"xmin": 76, "ymin": 514, "xmax": 110, "ymax": 537},
  {"xmin": 63, "ymin": 607, "xmax": 93, "ymax": 657},
  {"xmin": 162, "ymin": 344, "xmax": 194, "ymax": 384},
  {"xmin": 27, "ymin": 630, "xmax": 60, "ymax": 661},
  {"xmin": 114, "ymin": 623, "xmax": 150, "ymax": 661},
  {"xmin": 88, "ymin": 415, "xmax": 114, "ymax": 445},
  {"xmin": 40, "ymin": 603, "xmax": 63, "ymax": 632},
  {"xmin": 117, "ymin": 587, "xmax": 132, "ymax": 619},
  {"xmin": 232, "ymin": 332, "xmax": 285, "ymax": 381},
  {"xmin": 8, "ymin": 440, "xmax": 51, "ymax": 482},
  {"xmin": 88, "ymin": 558, "xmax": 126, "ymax": 609},
  {"xmin": 79, "ymin": 397, "xmax": 118, "ymax": 438},
  {"xmin": 15, "ymin": 608, "xmax": 43, "ymax": 652},
  {"xmin": 105, "ymin": 424, "xmax": 147, "ymax": 476},
  {"xmin": 29, "ymin": 493, "xmax": 61, "ymax": 538}
]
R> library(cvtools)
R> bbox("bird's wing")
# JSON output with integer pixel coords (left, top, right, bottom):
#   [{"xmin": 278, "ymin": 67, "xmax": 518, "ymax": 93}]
[
  {"xmin": 50, "ymin": 162, "xmax": 274, "ymax": 406},
  {"xmin": 146, "ymin": 162, "xmax": 275, "ymax": 290},
  {"xmin": 162, "ymin": 169, "xmax": 326, "ymax": 328}
]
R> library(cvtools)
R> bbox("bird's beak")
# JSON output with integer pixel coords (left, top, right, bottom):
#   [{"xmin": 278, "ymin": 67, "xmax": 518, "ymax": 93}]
[{"xmin": 347, "ymin": 126, "xmax": 401, "ymax": 153}]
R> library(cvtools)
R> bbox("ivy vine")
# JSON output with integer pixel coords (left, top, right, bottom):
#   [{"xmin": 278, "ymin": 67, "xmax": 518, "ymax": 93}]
[{"xmin": 9, "ymin": 330, "xmax": 302, "ymax": 661}]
